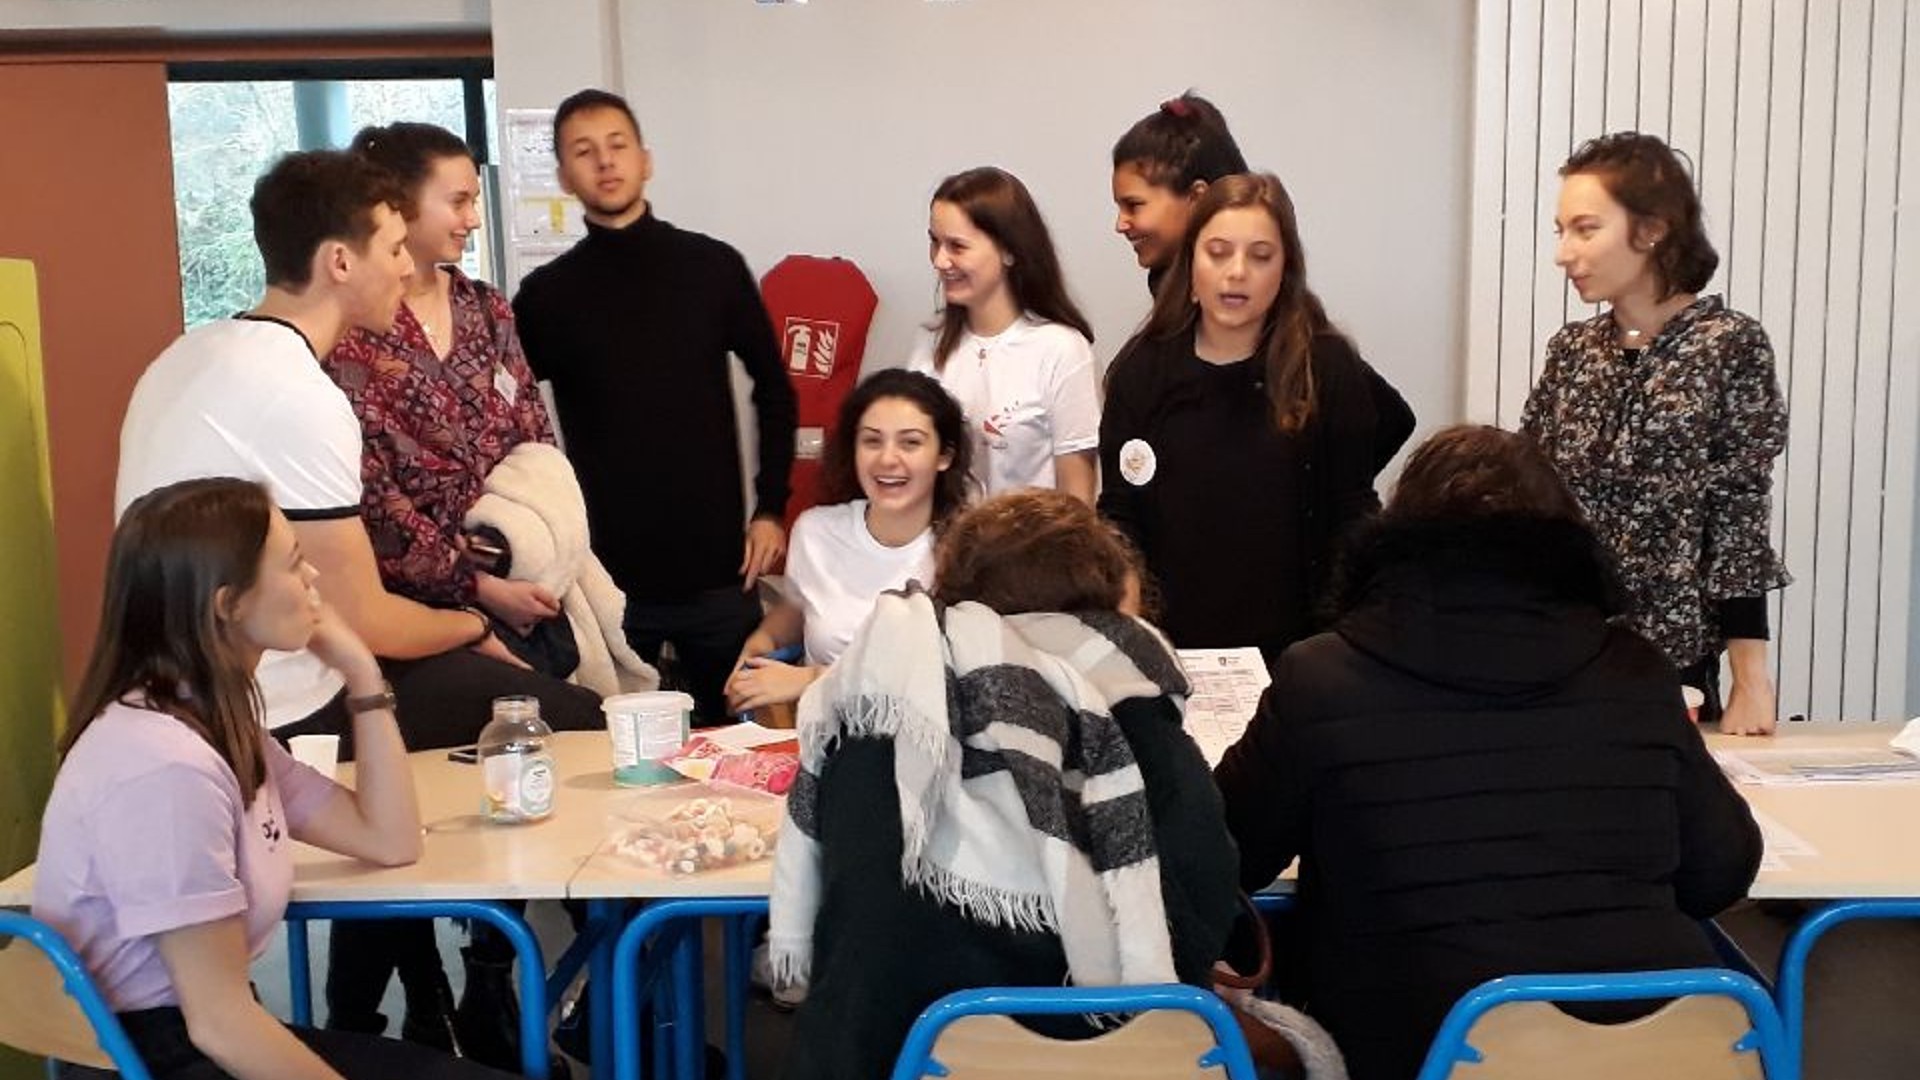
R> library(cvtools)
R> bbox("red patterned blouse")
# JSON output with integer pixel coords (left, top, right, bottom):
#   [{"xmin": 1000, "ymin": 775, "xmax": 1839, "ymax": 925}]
[{"xmin": 322, "ymin": 267, "xmax": 556, "ymax": 606}]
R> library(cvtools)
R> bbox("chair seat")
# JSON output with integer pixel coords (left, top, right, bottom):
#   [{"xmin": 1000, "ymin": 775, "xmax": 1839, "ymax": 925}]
[
  {"xmin": 0, "ymin": 936, "xmax": 114, "ymax": 1069},
  {"xmin": 925, "ymin": 1009, "xmax": 1230, "ymax": 1079},
  {"xmin": 1449, "ymin": 995, "xmax": 1767, "ymax": 1080}
]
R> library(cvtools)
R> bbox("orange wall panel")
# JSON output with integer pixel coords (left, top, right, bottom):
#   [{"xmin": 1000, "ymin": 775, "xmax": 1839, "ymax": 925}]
[{"xmin": 0, "ymin": 60, "xmax": 184, "ymax": 699}]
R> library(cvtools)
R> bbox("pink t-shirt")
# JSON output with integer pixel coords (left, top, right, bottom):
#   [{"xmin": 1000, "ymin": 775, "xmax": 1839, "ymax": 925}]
[{"xmin": 32, "ymin": 701, "xmax": 338, "ymax": 1010}]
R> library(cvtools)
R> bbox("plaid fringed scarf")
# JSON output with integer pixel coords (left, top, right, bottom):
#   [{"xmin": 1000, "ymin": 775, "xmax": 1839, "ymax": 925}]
[{"xmin": 769, "ymin": 586, "xmax": 1192, "ymax": 991}]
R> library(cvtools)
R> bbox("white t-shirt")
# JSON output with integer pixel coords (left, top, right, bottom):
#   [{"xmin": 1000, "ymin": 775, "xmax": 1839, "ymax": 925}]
[
  {"xmin": 116, "ymin": 318, "xmax": 361, "ymax": 727},
  {"xmin": 906, "ymin": 314, "xmax": 1100, "ymax": 496},
  {"xmin": 784, "ymin": 500, "xmax": 936, "ymax": 666}
]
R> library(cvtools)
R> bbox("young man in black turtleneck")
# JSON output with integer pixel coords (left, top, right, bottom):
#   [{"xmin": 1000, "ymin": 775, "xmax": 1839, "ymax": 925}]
[{"xmin": 513, "ymin": 89, "xmax": 798, "ymax": 725}]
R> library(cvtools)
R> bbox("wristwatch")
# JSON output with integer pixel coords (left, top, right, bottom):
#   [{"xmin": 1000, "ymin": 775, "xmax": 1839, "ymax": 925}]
[{"xmin": 345, "ymin": 681, "xmax": 397, "ymax": 716}]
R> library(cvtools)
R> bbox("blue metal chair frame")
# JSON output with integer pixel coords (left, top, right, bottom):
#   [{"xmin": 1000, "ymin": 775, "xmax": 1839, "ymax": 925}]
[
  {"xmin": 0, "ymin": 910, "xmax": 154, "ymax": 1080},
  {"xmin": 1411, "ymin": 967, "xmax": 1795, "ymax": 1080},
  {"xmin": 887, "ymin": 983, "xmax": 1261, "ymax": 1080},
  {"xmin": 608, "ymin": 897, "xmax": 769, "ymax": 1080},
  {"xmin": 1774, "ymin": 898, "xmax": 1920, "ymax": 1078},
  {"xmin": 282, "ymin": 899, "xmax": 550, "ymax": 1079}
]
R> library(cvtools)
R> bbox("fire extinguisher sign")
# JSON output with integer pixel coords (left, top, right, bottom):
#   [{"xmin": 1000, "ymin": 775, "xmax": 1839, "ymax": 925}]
[{"xmin": 784, "ymin": 317, "xmax": 841, "ymax": 379}]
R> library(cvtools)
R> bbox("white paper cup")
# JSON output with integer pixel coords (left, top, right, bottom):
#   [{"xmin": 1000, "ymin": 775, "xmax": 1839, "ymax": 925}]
[
  {"xmin": 289, "ymin": 734, "xmax": 341, "ymax": 779},
  {"xmin": 1681, "ymin": 686, "xmax": 1706, "ymax": 723}
]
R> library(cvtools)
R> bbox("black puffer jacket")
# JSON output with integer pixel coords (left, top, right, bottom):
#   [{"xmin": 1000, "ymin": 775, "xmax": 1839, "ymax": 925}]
[{"xmin": 1213, "ymin": 515, "xmax": 1762, "ymax": 1080}]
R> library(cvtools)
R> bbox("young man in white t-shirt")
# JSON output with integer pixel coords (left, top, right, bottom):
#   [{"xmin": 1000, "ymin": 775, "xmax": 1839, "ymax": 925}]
[{"xmin": 115, "ymin": 149, "xmax": 600, "ymax": 1050}]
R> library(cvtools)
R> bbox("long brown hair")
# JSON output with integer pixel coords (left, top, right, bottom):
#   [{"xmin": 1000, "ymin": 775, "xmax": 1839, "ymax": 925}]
[
  {"xmin": 64, "ymin": 478, "xmax": 275, "ymax": 805},
  {"xmin": 928, "ymin": 167, "xmax": 1093, "ymax": 371},
  {"xmin": 1139, "ymin": 172, "xmax": 1338, "ymax": 434}
]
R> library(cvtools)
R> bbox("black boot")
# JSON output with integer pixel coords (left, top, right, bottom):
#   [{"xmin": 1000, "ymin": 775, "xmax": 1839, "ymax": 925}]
[
  {"xmin": 453, "ymin": 943, "xmax": 521, "ymax": 1070},
  {"xmin": 323, "ymin": 920, "xmax": 398, "ymax": 1036},
  {"xmin": 396, "ymin": 921, "xmax": 462, "ymax": 1055}
]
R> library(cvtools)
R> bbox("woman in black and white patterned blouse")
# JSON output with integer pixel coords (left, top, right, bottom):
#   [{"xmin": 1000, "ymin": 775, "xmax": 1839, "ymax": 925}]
[{"xmin": 1523, "ymin": 132, "xmax": 1790, "ymax": 736}]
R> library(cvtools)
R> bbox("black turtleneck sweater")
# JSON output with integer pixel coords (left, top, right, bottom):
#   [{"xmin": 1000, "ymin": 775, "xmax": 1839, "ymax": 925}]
[
  {"xmin": 1214, "ymin": 516, "xmax": 1762, "ymax": 1080},
  {"xmin": 513, "ymin": 210, "xmax": 796, "ymax": 602}
]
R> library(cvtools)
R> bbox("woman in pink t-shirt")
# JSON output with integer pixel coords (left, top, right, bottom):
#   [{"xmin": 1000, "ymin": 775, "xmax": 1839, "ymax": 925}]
[{"xmin": 33, "ymin": 478, "xmax": 509, "ymax": 1080}]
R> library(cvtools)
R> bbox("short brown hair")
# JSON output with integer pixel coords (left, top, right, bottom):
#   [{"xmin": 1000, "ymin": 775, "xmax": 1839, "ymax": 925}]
[
  {"xmin": 251, "ymin": 150, "xmax": 406, "ymax": 288},
  {"xmin": 935, "ymin": 490, "xmax": 1138, "ymax": 615},
  {"xmin": 1388, "ymin": 425, "xmax": 1585, "ymax": 523},
  {"xmin": 1561, "ymin": 132, "xmax": 1719, "ymax": 298}
]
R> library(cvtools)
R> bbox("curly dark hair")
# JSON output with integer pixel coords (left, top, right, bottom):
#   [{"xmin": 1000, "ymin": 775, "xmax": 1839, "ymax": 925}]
[
  {"xmin": 819, "ymin": 369, "xmax": 973, "ymax": 527},
  {"xmin": 1562, "ymin": 132, "xmax": 1719, "ymax": 298}
]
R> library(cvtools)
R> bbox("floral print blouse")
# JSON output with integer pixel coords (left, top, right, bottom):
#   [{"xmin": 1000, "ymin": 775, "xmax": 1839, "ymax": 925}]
[
  {"xmin": 1521, "ymin": 295, "xmax": 1791, "ymax": 666},
  {"xmin": 322, "ymin": 267, "xmax": 556, "ymax": 607}
]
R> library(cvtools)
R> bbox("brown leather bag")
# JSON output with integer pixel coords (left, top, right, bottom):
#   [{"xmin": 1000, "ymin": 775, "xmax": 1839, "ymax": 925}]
[{"xmin": 1213, "ymin": 892, "xmax": 1305, "ymax": 1077}]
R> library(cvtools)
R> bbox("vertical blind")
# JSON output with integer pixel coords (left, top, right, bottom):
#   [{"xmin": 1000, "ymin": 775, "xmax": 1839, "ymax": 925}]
[{"xmin": 1467, "ymin": 0, "xmax": 1920, "ymax": 721}]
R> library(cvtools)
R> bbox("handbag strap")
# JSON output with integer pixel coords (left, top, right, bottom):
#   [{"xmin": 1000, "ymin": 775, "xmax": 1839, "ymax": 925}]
[{"xmin": 1210, "ymin": 891, "xmax": 1273, "ymax": 990}]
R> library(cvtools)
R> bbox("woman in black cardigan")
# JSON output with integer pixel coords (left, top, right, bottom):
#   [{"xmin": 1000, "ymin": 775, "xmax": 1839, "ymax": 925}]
[
  {"xmin": 1099, "ymin": 172, "xmax": 1413, "ymax": 664},
  {"xmin": 1213, "ymin": 425, "xmax": 1762, "ymax": 1080}
]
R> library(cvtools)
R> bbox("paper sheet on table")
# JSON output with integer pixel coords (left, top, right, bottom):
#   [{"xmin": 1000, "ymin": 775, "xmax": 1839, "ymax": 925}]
[
  {"xmin": 1177, "ymin": 647, "xmax": 1270, "ymax": 767},
  {"xmin": 1749, "ymin": 807, "xmax": 1818, "ymax": 872},
  {"xmin": 699, "ymin": 720, "xmax": 799, "ymax": 752},
  {"xmin": 1712, "ymin": 745, "xmax": 1920, "ymax": 785}
]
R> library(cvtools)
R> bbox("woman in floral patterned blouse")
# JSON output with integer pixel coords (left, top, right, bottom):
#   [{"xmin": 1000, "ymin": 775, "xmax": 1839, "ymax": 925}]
[
  {"xmin": 1523, "ymin": 132, "xmax": 1789, "ymax": 736},
  {"xmin": 320, "ymin": 122, "xmax": 578, "ymax": 1069},
  {"xmin": 324, "ymin": 123, "xmax": 563, "ymax": 639}
]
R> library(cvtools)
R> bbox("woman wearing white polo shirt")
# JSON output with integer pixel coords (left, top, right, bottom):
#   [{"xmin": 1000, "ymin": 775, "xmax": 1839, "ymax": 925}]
[
  {"xmin": 908, "ymin": 167, "xmax": 1100, "ymax": 505},
  {"xmin": 724, "ymin": 370, "xmax": 973, "ymax": 713}
]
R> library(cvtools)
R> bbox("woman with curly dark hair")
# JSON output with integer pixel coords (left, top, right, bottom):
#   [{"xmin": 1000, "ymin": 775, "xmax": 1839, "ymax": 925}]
[
  {"xmin": 724, "ymin": 369, "xmax": 972, "ymax": 714},
  {"xmin": 1523, "ymin": 131, "xmax": 1790, "ymax": 735}
]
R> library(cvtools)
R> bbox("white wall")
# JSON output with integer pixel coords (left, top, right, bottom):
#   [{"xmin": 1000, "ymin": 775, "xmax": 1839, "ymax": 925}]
[{"xmin": 594, "ymin": 0, "xmax": 1473, "ymax": 437}]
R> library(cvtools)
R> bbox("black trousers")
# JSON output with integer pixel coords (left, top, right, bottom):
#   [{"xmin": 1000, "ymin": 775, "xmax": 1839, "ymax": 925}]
[
  {"xmin": 276, "ymin": 646, "xmax": 604, "ymax": 759},
  {"xmin": 54, "ymin": 1006, "xmax": 519, "ymax": 1080},
  {"xmin": 623, "ymin": 585, "xmax": 762, "ymax": 726}
]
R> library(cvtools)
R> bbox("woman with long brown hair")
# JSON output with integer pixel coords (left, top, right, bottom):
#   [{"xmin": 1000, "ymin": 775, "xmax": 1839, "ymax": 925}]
[
  {"xmin": 33, "ymin": 478, "xmax": 510, "ymax": 1080},
  {"xmin": 1099, "ymin": 172, "xmax": 1414, "ymax": 662},
  {"xmin": 907, "ymin": 166, "xmax": 1101, "ymax": 505}
]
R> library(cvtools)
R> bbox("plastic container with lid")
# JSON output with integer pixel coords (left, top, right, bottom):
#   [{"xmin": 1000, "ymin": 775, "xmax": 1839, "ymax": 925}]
[{"xmin": 602, "ymin": 690, "xmax": 695, "ymax": 786}]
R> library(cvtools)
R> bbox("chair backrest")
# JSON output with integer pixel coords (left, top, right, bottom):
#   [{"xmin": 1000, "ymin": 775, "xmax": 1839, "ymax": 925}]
[
  {"xmin": 888, "ymin": 984, "xmax": 1259, "ymax": 1080},
  {"xmin": 0, "ymin": 911, "xmax": 152, "ymax": 1080},
  {"xmin": 1415, "ymin": 968, "xmax": 1794, "ymax": 1080}
]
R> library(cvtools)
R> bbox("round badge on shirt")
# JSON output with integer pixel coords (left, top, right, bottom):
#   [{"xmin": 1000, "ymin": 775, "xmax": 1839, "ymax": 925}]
[{"xmin": 1119, "ymin": 438, "xmax": 1157, "ymax": 486}]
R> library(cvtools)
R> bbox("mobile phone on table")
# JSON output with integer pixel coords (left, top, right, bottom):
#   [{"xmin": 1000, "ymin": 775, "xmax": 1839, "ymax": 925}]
[{"xmin": 447, "ymin": 745, "xmax": 479, "ymax": 764}]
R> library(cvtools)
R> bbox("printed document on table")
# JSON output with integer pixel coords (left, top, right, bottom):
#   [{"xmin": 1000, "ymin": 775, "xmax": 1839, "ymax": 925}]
[
  {"xmin": 1712, "ymin": 745, "xmax": 1920, "ymax": 785},
  {"xmin": 1178, "ymin": 647, "xmax": 1271, "ymax": 767},
  {"xmin": 1748, "ymin": 807, "xmax": 1819, "ymax": 872}
]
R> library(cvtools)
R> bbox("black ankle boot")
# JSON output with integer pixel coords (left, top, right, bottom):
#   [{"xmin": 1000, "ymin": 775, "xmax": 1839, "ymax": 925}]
[
  {"xmin": 453, "ymin": 945, "xmax": 522, "ymax": 1070},
  {"xmin": 400, "ymin": 975, "xmax": 464, "ymax": 1055}
]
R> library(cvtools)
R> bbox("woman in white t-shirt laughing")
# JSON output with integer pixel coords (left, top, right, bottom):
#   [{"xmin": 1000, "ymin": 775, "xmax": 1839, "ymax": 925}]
[
  {"xmin": 908, "ymin": 167, "xmax": 1101, "ymax": 505},
  {"xmin": 725, "ymin": 370, "xmax": 973, "ymax": 713}
]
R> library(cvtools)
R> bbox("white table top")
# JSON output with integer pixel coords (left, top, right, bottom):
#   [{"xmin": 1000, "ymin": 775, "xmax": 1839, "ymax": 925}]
[
  {"xmin": 287, "ymin": 731, "xmax": 630, "ymax": 902},
  {"xmin": 6, "ymin": 723, "xmax": 1917, "ymax": 910},
  {"xmin": 1706, "ymin": 723, "xmax": 1920, "ymax": 899}
]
